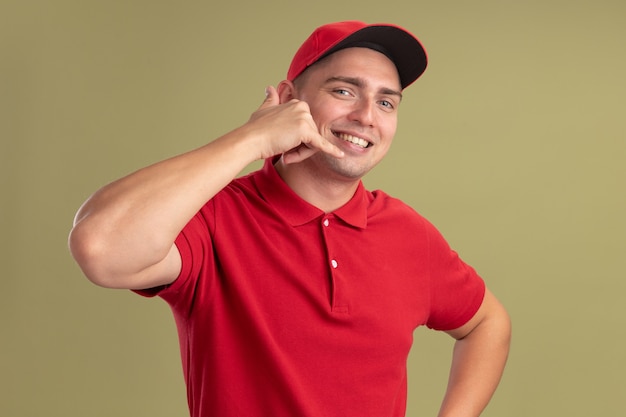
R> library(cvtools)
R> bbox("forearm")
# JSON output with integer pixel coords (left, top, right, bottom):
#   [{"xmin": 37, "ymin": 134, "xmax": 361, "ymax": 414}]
[{"xmin": 438, "ymin": 296, "xmax": 511, "ymax": 417}]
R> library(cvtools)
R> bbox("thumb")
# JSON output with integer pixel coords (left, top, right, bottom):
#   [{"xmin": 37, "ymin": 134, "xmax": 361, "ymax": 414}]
[{"xmin": 259, "ymin": 85, "xmax": 279, "ymax": 110}]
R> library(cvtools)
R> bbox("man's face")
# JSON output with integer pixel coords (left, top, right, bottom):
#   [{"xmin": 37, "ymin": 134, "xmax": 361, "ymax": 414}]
[{"xmin": 290, "ymin": 47, "xmax": 402, "ymax": 181}]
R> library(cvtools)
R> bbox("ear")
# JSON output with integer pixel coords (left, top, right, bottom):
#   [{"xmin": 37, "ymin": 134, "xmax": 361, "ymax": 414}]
[{"xmin": 277, "ymin": 80, "xmax": 297, "ymax": 104}]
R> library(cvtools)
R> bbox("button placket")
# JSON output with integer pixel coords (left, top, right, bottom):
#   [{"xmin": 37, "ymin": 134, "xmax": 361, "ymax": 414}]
[{"xmin": 321, "ymin": 215, "xmax": 348, "ymax": 314}]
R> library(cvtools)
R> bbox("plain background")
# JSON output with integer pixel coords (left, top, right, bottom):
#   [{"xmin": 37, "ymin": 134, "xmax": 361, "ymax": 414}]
[{"xmin": 2, "ymin": 0, "xmax": 625, "ymax": 416}]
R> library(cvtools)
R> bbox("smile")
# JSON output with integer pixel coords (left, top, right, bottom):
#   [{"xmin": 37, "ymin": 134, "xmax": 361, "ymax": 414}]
[{"xmin": 335, "ymin": 132, "xmax": 371, "ymax": 148}]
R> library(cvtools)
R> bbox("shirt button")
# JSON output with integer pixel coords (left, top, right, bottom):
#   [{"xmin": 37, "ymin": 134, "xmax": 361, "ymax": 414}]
[
  {"xmin": 331, "ymin": 259, "xmax": 338, "ymax": 268},
  {"xmin": 323, "ymin": 219, "xmax": 330, "ymax": 227}
]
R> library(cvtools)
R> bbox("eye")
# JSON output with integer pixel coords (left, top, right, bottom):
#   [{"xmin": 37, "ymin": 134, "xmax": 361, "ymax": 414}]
[
  {"xmin": 379, "ymin": 99, "xmax": 395, "ymax": 110},
  {"xmin": 333, "ymin": 88, "xmax": 352, "ymax": 96}
]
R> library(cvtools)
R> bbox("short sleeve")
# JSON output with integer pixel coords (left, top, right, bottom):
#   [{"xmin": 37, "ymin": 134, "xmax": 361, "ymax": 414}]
[{"xmin": 424, "ymin": 221, "xmax": 486, "ymax": 331}]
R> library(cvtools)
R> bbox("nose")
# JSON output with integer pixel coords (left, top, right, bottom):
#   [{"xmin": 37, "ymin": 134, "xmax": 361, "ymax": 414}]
[{"xmin": 348, "ymin": 98, "xmax": 375, "ymax": 127}]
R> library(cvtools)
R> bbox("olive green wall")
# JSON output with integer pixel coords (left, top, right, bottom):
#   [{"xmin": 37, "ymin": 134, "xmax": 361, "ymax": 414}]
[{"xmin": 2, "ymin": 1, "xmax": 624, "ymax": 416}]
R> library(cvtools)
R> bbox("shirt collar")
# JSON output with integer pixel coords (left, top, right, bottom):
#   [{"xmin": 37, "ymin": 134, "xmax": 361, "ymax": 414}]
[{"xmin": 254, "ymin": 158, "xmax": 369, "ymax": 229}]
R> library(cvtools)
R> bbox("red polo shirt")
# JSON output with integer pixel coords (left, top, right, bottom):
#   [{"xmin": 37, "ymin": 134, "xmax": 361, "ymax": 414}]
[{"xmin": 138, "ymin": 158, "xmax": 485, "ymax": 417}]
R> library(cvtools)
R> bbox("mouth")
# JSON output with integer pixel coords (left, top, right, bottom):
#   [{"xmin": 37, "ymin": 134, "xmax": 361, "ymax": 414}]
[{"xmin": 333, "ymin": 131, "xmax": 371, "ymax": 148}]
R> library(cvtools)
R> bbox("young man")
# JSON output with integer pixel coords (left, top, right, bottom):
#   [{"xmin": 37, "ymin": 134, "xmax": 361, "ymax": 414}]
[{"xmin": 69, "ymin": 21, "xmax": 511, "ymax": 417}]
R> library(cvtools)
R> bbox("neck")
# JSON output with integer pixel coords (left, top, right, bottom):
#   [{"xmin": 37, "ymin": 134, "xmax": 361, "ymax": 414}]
[{"xmin": 274, "ymin": 157, "xmax": 360, "ymax": 213}]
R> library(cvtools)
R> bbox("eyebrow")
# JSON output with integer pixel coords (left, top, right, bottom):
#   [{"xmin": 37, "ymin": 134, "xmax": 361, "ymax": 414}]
[{"xmin": 324, "ymin": 76, "xmax": 403, "ymax": 101}]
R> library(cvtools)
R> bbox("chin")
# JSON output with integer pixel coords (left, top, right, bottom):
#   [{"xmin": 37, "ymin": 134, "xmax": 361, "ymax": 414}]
[{"xmin": 316, "ymin": 152, "xmax": 371, "ymax": 181}]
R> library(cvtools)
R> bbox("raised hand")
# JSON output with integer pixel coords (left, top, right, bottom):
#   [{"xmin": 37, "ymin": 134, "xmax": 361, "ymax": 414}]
[{"xmin": 246, "ymin": 85, "xmax": 344, "ymax": 164}]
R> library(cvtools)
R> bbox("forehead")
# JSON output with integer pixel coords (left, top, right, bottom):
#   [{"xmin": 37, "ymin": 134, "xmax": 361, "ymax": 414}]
[{"xmin": 298, "ymin": 47, "xmax": 401, "ymax": 90}]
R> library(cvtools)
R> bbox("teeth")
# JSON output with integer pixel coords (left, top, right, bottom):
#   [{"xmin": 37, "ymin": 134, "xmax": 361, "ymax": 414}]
[{"xmin": 337, "ymin": 133, "xmax": 369, "ymax": 148}]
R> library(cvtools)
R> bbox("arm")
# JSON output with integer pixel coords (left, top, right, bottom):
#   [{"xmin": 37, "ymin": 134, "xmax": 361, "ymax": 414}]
[
  {"xmin": 68, "ymin": 86, "xmax": 343, "ymax": 290},
  {"xmin": 437, "ymin": 288, "xmax": 512, "ymax": 417}
]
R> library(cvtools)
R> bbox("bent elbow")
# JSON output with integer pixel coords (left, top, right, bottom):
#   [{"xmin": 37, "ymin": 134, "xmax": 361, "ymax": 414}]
[{"xmin": 68, "ymin": 225, "xmax": 119, "ymax": 288}]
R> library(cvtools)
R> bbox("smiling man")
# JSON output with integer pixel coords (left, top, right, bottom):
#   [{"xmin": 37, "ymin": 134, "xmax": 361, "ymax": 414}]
[
  {"xmin": 277, "ymin": 47, "xmax": 401, "ymax": 193},
  {"xmin": 69, "ymin": 21, "xmax": 511, "ymax": 417}
]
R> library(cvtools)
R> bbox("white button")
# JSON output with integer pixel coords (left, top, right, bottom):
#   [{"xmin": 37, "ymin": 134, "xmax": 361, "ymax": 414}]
[
  {"xmin": 323, "ymin": 219, "xmax": 329, "ymax": 227},
  {"xmin": 331, "ymin": 259, "xmax": 338, "ymax": 268}
]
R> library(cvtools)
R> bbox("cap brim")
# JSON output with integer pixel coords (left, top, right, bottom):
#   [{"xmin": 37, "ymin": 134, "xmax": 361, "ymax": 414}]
[{"xmin": 323, "ymin": 25, "xmax": 428, "ymax": 89}]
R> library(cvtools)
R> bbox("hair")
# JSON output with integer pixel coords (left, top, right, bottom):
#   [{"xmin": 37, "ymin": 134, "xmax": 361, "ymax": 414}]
[{"xmin": 291, "ymin": 54, "xmax": 331, "ymax": 89}]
